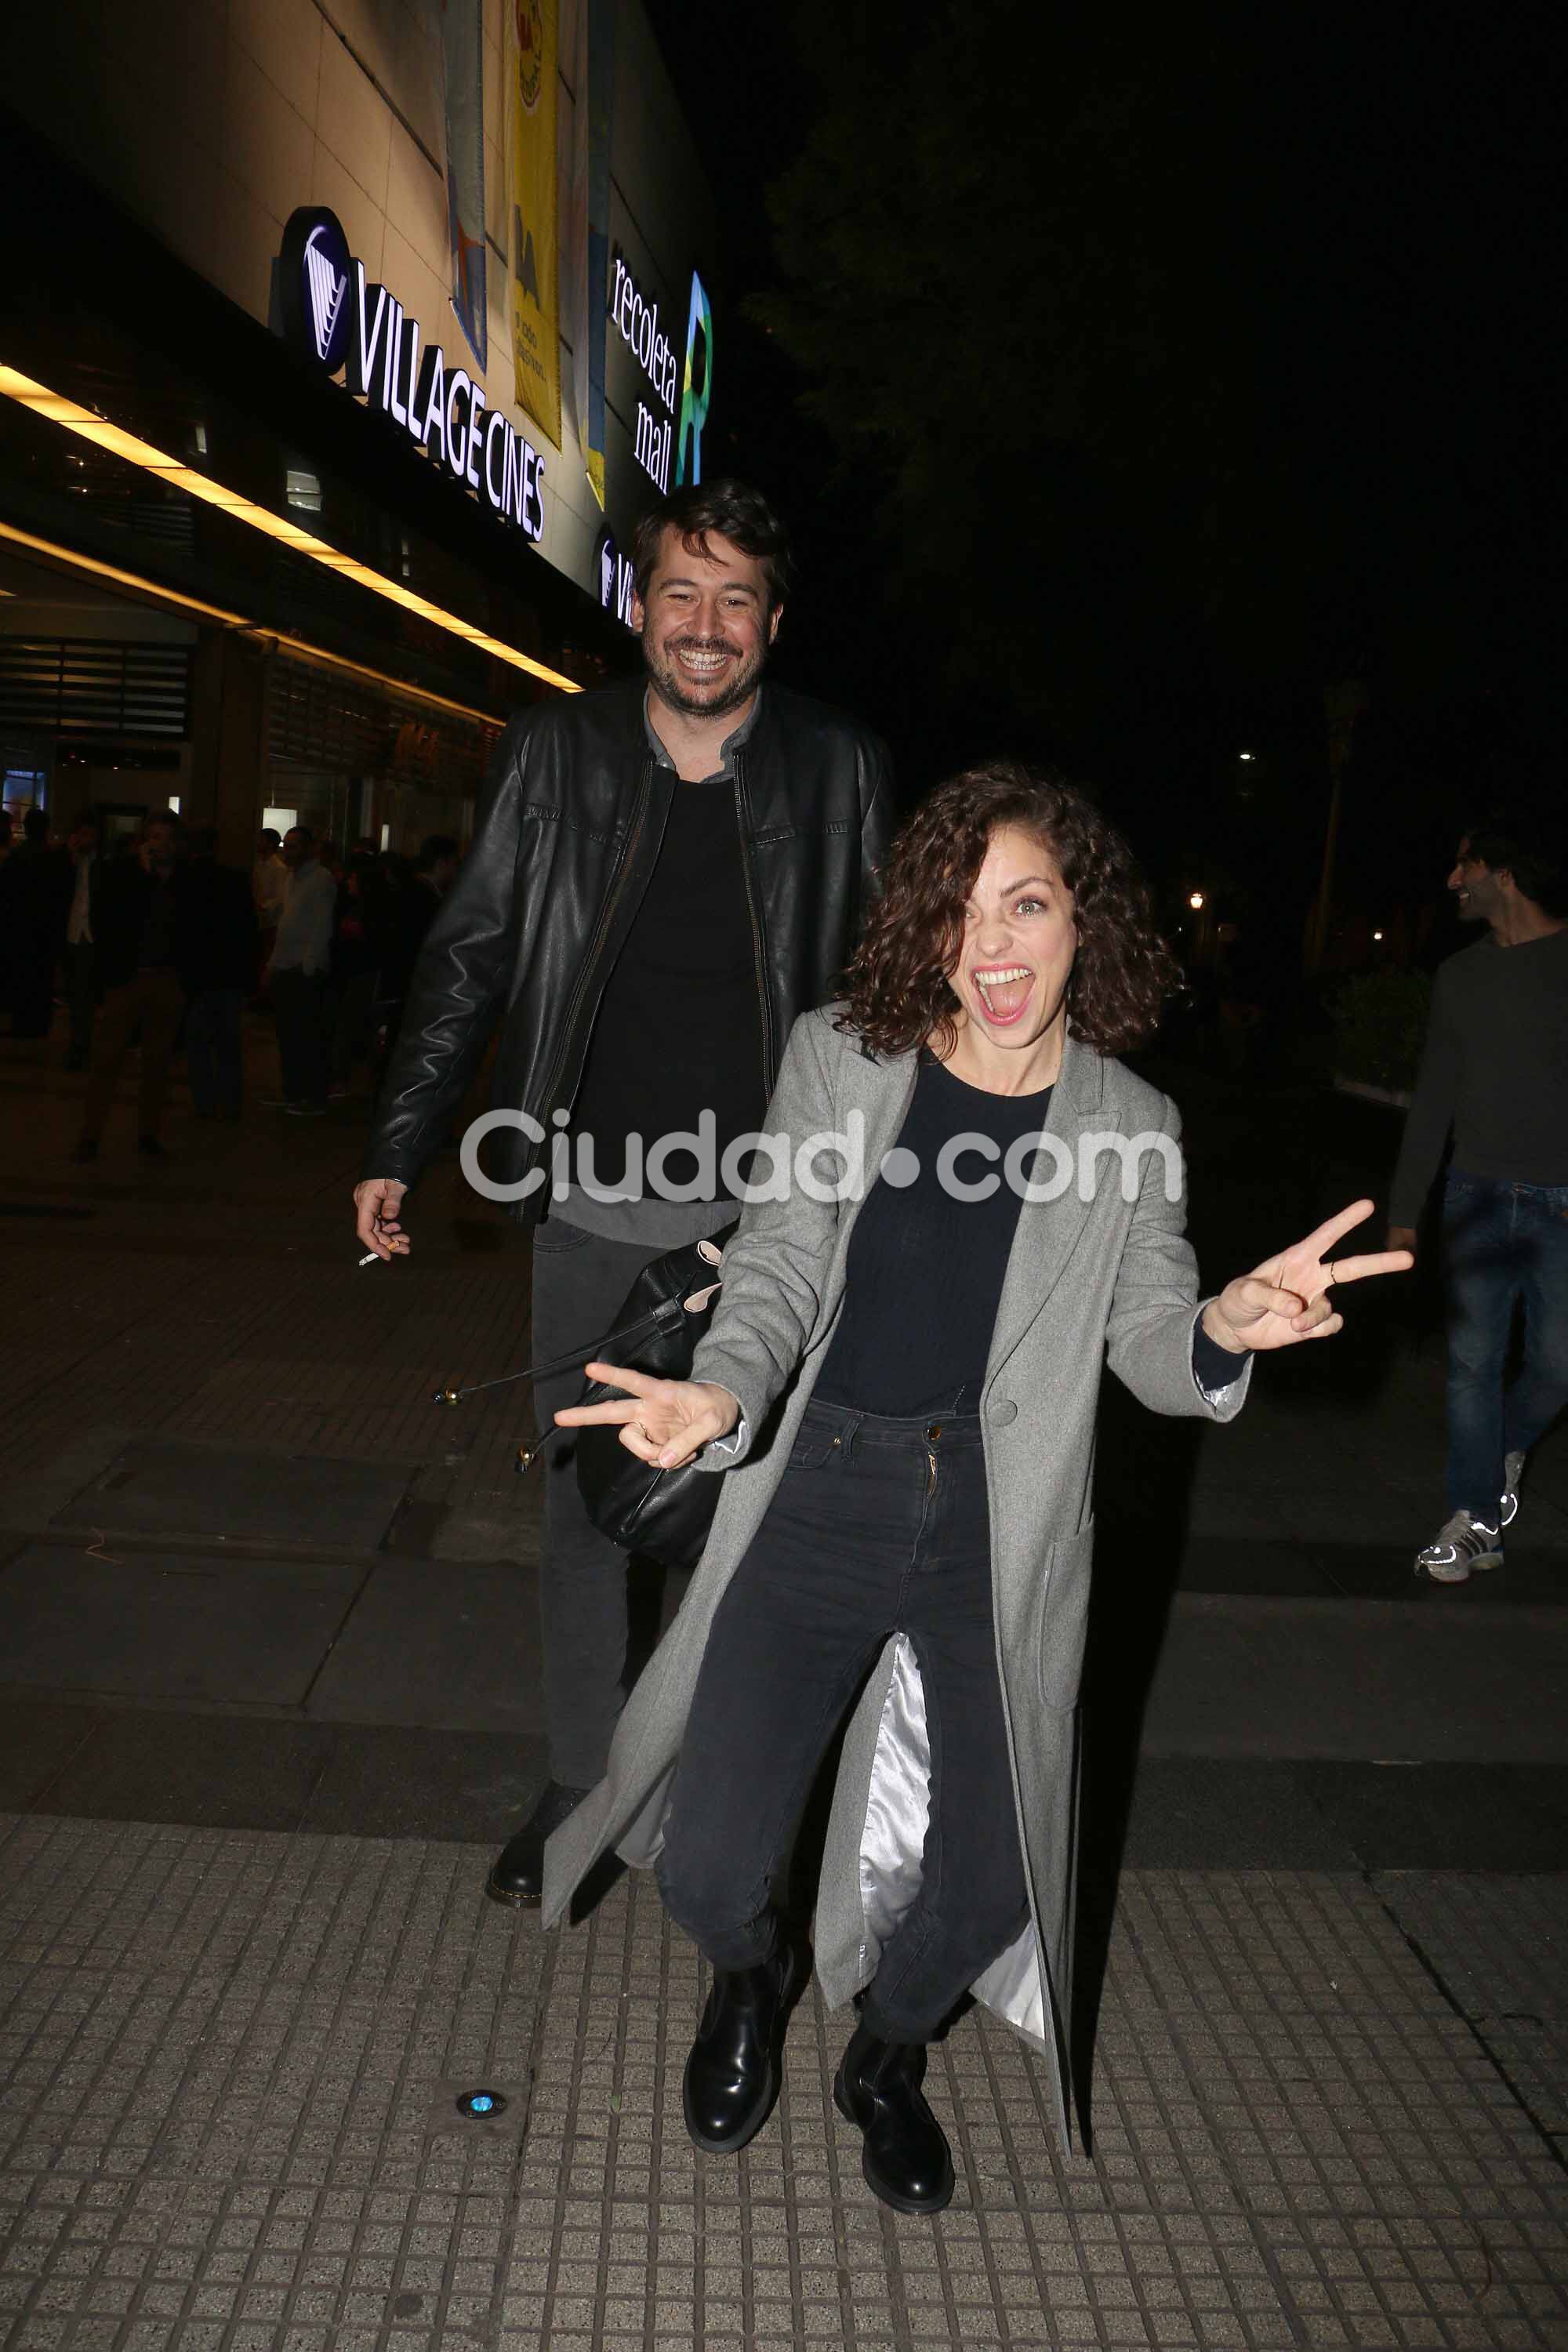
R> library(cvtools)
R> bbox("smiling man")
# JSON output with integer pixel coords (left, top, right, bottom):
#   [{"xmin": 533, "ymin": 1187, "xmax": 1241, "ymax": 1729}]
[
  {"xmin": 1388, "ymin": 806, "xmax": 1568, "ymax": 1583},
  {"xmin": 354, "ymin": 478, "xmax": 892, "ymax": 1895}
]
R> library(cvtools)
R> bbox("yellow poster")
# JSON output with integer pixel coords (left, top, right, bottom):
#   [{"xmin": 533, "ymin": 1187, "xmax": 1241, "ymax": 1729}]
[{"xmin": 507, "ymin": 0, "xmax": 561, "ymax": 444}]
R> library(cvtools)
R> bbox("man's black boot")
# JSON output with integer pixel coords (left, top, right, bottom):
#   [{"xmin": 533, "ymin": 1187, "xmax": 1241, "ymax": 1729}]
[
  {"xmin": 683, "ymin": 1940, "xmax": 802, "ymax": 2155},
  {"xmin": 485, "ymin": 1780, "xmax": 590, "ymax": 1906},
  {"xmin": 833, "ymin": 2018, "xmax": 955, "ymax": 2214}
]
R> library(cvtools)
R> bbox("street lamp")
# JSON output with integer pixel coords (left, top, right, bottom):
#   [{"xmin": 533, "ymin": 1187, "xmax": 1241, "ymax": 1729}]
[
  {"xmin": 1238, "ymin": 751, "xmax": 1254, "ymax": 763},
  {"xmin": 1373, "ymin": 929, "xmax": 1384, "ymax": 942},
  {"xmin": 1188, "ymin": 891, "xmax": 1205, "ymax": 911}
]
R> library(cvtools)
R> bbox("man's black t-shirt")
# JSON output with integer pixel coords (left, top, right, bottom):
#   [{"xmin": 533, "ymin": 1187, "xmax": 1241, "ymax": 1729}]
[{"xmin": 568, "ymin": 774, "xmax": 766, "ymax": 1202}]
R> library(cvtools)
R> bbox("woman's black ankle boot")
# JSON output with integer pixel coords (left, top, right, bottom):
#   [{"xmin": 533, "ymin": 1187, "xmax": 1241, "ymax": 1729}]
[
  {"xmin": 683, "ymin": 1942, "xmax": 801, "ymax": 2154},
  {"xmin": 833, "ymin": 2017, "xmax": 955, "ymax": 2214}
]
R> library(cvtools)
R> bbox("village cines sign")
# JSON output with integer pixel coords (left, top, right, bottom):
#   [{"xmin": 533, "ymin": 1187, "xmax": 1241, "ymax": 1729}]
[{"xmin": 278, "ymin": 206, "xmax": 546, "ymax": 543}]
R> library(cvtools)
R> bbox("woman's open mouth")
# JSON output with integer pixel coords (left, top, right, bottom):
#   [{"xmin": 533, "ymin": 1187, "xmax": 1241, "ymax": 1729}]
[{"xmin": 971, "ymin": 965, "xmax": 1034, "ymax": 1025}]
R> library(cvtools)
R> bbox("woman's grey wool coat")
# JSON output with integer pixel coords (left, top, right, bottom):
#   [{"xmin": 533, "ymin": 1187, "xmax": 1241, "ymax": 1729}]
[{"xmin": 542, "ymin": 1009, "xmax": 1251, "ymax": 2147}]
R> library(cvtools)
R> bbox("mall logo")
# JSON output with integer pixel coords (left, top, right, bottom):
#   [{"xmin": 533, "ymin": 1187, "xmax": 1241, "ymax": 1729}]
[
  {"xmin": 278, "ymin": 205, "xmax": 546, "ymax": 543},
  {"xmin": 301, "ymin": 217, "xmax": 350, "ymax": 372},
  {"xmin": 595, "ymin": 528, "xmax": 636, "ymax": 629}
]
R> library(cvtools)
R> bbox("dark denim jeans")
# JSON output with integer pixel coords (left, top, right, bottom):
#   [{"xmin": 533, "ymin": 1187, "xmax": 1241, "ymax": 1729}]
[
  {"xmin": 185, "ymin": 986, "xmax": 244, "ymax": 1116},
  {"xmin": 530, "ymin": 1218, "xmax": 673, "ymax": 1787},
  {"xmin": 271, "ymin": 969, "xmax": 328, "ymax": 1109},
  {"xmin": 657, "ymin": 1395, "xmax": 1030, "ymax": 2045},
  {"xmin": 1443, "ymin": 1171, "xmax": 1568, "ymax": 1519}
]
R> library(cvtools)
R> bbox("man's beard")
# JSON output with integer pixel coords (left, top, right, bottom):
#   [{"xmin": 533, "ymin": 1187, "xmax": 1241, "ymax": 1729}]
[{"xmin": 642, "ymin": 631, "xmax": 767, "ymax": 719}]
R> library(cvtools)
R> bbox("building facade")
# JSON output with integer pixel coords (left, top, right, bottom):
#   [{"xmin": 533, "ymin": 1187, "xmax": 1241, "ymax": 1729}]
[{"xmin": 0, "ymin": 0, "xmax": 715, "ymax": 855}]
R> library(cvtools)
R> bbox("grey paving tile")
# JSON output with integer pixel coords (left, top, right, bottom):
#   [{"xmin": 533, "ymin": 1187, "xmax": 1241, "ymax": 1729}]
[
  {"xmin": 49, "ymin": 1440, "xmax": 412, "ymax": 1552},
  {"xmin": 0, "ymin": 1542, "xmax": 359, "ymax": 1708},
  {"xmin": 4, "ymin": 1828, "xmax": 1567, "ymax": 2350},
  {"xmin": 22, "ymin": 1712, "xmax": 335, "ymax": 1832}
]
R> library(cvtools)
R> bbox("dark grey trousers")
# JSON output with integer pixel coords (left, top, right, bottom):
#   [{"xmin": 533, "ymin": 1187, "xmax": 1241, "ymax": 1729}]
[{"xmin": 529, "ymin": 1218, "xmax": 671, "ymax": 1788}]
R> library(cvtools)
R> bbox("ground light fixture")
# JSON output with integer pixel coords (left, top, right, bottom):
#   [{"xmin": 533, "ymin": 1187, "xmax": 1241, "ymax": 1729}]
[
  {"xmin": 0, "ymin": 365, "xmax": 582, "ymax": 696},
  {"xmin": 455, "ymin": 2089, "xmax": 508, "ymax": 2119}
]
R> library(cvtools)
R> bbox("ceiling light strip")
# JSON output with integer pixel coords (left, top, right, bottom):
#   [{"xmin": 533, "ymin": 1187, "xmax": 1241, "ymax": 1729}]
[
  {"xmin": 0, "ymin": 519, "xmax": 507, "ymax": 731},
  {"xmin": 0, "ymin": 365, "xmax": 581, "ymax": 695}
]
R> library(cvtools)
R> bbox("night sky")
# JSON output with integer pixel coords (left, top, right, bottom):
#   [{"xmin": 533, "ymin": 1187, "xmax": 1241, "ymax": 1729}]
[{"xmin": 644, "ymin": 1, "xmax": 1562, "ymax": 947}]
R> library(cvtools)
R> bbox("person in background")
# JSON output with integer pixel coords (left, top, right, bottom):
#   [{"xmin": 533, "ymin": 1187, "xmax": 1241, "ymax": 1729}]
[
  {"xmin": 1388, "ymin": 806, "xmax": 1568, "ymax": 1583},
  {"xmin": 400, "ymin": 831, "xmax": 460, "ymax": 967},
  {"xmin": 252, "ymin": 827, "xmax": 289, "ymax": 977},
  {"xmin": 73, "ymin": 811, "xmax": 187, "ymax": 1162},
  {"xmin": 1, "ymin": 808, "xmax": 71, "ymax": 1040},
  {"xmin": 180, "ymin": 828, "xmax": 258, "ymax": 1120},
  {"xmin": 63, "ymin": 815, "xmax": 100, "ymax": 1070},
  {"xmin": 266, "ymin": 824, "xmax": 337, "ymax": 1118},
  {"xmin": 328, "ymin": 851, "xmax": 390, "ymax": 1099}
]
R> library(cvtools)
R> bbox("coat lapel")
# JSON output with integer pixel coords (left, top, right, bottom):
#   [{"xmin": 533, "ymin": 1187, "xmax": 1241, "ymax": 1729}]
[
  {"xmin": 829, "ymin": 1038, "xmax": 920, "ymax": 1280},
  {"xmin": 987, "ymin": 1030, "xmax": 1118, "ymax": 1380}
]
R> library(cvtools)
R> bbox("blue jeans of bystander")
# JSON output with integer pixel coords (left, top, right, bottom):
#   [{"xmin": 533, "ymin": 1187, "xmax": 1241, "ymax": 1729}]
[{"xmin": 1443, "ymin": 1171, "xmax": 1568, "ymax": 1519}]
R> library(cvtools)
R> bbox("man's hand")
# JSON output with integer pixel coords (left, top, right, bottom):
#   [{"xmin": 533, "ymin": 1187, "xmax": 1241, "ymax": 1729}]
[
  {"xmin": 1202, "ymin": 1198, "xmax": 1414, "ymax": 1353},
  {"xmin": 354, "ymin": 1177, "xmax": 410, "ymax": 1259},
  {"xmin": 554, "ymin": 1364, "xmax": 740, "ymax": 1469},
  {"xmin": 1386, "ymin": 1224, "xmax": 1417, "ymax": 1263}
]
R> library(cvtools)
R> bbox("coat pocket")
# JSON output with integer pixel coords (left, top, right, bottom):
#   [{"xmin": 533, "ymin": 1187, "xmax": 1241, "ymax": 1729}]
[{"xmin": 1036, "ymin": 1523, "xmax": 1095, "ymax": 1711}]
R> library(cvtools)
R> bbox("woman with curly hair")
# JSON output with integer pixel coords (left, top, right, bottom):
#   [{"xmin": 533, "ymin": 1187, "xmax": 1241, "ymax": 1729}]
[{"xmin": 546, "ymin": 761, "xmax": 1410, "ymax": 2213}]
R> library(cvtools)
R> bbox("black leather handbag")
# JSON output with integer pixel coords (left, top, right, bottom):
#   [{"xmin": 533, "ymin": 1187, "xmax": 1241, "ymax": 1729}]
[{"xmin": 572, "ymin": 1222, "xmax": 739, "ymax": 1570}]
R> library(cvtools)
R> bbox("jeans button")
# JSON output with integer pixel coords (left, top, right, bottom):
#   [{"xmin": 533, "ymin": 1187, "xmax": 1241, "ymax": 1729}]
[{"xmin": 925, "ymin": 1423, "xmax": 942, "ymax": 1441}]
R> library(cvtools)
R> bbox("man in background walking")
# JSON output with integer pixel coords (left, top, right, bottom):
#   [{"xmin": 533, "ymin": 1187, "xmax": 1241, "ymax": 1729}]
[
  {"xmin": 63, "ymin": 815, "xmax": 100, "ymax": 1070},
  {"xmin": 1388, "ymin": 806, "xmax": 1568, "ymax": 1581},
  {"xmin": 267, "ymin": 825, "xmax": 336, "ymax": 1118},
  {"xmin": 252, "ymin": 827, "xmax": 289, "ymax": 973},
  {"xmin": 182, "ymin": 828, "xmax": 258, "ymax": 1119},
  {"xmin": 73, "ymin": 811, "xmax": 187, "ymax": 1163}
]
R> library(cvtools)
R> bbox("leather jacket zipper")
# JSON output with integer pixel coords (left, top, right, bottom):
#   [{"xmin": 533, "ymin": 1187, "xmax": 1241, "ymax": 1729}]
[
  {"xmin": 536, "ymin": 757, "xmax": 656, "ymax": 1157},
  {"xmin": 732, "ymin": 749, "xmax": 775, "ymax": 1092}
]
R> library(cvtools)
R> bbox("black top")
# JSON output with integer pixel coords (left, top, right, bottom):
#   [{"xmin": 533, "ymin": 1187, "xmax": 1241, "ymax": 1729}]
[
  {"xmin": 1388, "ymin": 929, "xmax": 1568, "ymax": 1221},
  {"xmin": 569, "ymin": 775, "xmax": 767, "ymax": 1200},
  {"xmin": 815, "ymin": 1053, "xmax": 1248, "ymax": 1417},
  {"xmin": 816, "ymin": 1057, "xmax": 1056, "ymax": 1415}
]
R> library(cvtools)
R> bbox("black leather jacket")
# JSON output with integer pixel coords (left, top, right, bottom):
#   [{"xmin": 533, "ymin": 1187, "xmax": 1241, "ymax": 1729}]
[{"xmin": 364, "ymin": 679, "xmax": 893, "ymax": 1214}]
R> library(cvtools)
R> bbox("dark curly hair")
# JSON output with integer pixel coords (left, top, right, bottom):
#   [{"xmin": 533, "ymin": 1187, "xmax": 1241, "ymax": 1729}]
[{"xmin": 840, "ymin": 763, "xmax": 1179, "ymax": 1058}]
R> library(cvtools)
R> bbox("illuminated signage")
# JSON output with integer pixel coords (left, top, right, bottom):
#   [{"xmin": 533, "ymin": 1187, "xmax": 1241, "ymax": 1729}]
[
  {"xmin": 279, "ymin": 206, "xmax": 546, "ymax": 543},
  {"xmin": 677, "ymin": 273, "xmax": 712, "ymax": 488},
  {"xmin": 610, "ymin": 253, "xmax": 713, "ymax": 496},
  {"xmin": 595, "ymin": 526, "xmax": 637, "ymax": 629}
]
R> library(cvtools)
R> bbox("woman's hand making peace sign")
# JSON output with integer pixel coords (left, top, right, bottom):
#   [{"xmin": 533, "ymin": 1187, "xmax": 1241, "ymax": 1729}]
[
  {"xmin": 554, "ymin": 1367, "xmax": 742, "ymax": 1470},
  {"xmin": 1201, "ymin": 1199, "xmax": 1414, "ymax": 1355}
]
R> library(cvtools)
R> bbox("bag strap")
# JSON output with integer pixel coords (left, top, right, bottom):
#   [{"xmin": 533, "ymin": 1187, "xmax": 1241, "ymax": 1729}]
[{"xmin": 432, "ymin": 1294, "xmax": 681, "ymax": 1407}]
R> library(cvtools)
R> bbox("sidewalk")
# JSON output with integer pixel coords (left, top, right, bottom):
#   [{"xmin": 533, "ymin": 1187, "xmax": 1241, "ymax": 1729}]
[{"xmin": 2, "ymin": 1028, "xmax": 1566, "ymax": 2348}]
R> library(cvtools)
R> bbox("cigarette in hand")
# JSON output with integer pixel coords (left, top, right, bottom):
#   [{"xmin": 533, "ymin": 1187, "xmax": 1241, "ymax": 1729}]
[{"xmin": 358, "ymin": 1251, "xmax": 381, "ymax": 1267}]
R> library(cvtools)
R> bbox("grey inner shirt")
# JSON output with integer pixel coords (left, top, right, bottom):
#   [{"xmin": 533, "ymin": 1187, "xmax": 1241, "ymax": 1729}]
[{"xmin": 1388, "ymin": 927, "xmax": 1568, "ymax": 1224}]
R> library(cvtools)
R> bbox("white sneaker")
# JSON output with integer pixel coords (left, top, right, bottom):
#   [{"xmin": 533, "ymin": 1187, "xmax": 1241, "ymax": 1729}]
[
  {"xmin": 1416, "ymin": 1510, "xmax": 1504, "ymax": 1584},
  {"xmin": 1500, "ymin": 1450, "xmax": 1526, "ymax": 1529}
]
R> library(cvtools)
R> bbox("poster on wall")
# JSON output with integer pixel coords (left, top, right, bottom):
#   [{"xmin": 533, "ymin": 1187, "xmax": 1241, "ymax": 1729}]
[
  {"xmin": 506, "ymin": 0, "xmax": 562, "ymax": 445},
  {"xmin": 440, "ymin": 0, "xmax": 488, "ymax": 370}
]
